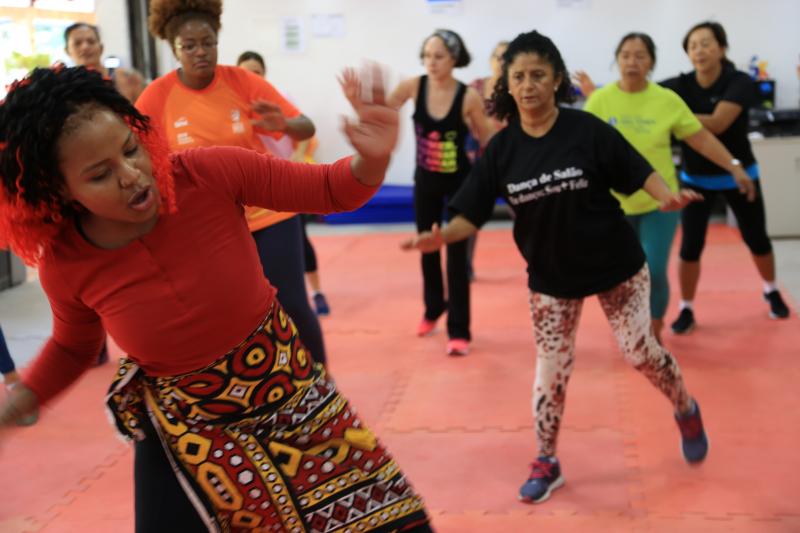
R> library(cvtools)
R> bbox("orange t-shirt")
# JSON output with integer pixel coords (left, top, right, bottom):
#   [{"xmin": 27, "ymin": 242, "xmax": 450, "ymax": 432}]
[{"xmin": 136, "ymin": 65, "xmax": 300, "ymax": 231}]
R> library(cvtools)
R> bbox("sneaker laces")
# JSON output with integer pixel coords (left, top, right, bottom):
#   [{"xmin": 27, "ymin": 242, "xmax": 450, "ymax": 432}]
[{"xmin": 527, "ymin": 459, "xmax": 554, "ymax": 480}]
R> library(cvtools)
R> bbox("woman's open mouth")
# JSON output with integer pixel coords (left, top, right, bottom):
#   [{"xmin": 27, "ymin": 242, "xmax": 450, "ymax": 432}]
[{"xmin": 128, "ymin": 186, "xmax": 155, "ymax": 211}]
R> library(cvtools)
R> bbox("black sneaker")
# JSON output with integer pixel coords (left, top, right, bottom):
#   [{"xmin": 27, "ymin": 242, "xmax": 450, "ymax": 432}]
[
  {"xmin": 671, "ymin": 308, "xmax": 696, "ymax": 334},
  {"xmin": 764, "ymin": 290, "xmax": 790, "ymax": 319}
]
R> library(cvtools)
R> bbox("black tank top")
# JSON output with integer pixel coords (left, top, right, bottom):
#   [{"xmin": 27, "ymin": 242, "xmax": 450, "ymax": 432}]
[{"xmin": 412, "ymin": 75, "xmax": 471, "ymax": 179}]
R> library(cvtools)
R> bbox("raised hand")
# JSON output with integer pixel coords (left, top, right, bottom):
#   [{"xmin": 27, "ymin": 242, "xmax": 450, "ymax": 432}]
[
  {"xmin": 339, "ymin": 63, "xmax": 399, "ymax": 162},
  {"xmin": 250, "ymin": 100, "xmax": 288, "ymax": 132},
  {"xmin": 659, "ymin": 189, "xmax": 703, "ymax": 212},
  {"xmin": 572, "ymin": 70, "xmax": 596, "ymax": 98},
  {"xmin": 400, "ymin": 223, "xmax": 444, "ymax": 253}
]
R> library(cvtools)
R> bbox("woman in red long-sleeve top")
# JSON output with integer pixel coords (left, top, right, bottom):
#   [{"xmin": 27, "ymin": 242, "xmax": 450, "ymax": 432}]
[{"xmin": 0, "ymin": 66, "xmax": 433, "ymax": 533}]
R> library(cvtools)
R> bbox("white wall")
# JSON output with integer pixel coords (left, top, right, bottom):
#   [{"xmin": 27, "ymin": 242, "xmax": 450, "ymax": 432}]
[
  {"xmin": 98, "ymin": 0, "xmax": 800, "ymax": 185},
  {"xmin": 94, "ymin": 0, "xmax": 131, "ymax": 67}
]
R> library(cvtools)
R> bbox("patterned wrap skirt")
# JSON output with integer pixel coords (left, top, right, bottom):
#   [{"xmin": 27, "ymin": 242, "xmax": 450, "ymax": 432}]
[{"xmin": 106, "ymin": 301, "xmax": 429, "ymax": 533}]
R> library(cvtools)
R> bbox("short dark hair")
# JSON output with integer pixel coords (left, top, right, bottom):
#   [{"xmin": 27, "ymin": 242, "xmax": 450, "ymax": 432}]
[
  {"xmin": 64, "ymin": 22, "xmax": 101, "ymax": 45},
  {"xmin": 0, "ymin": 66, "xmax": 175, "ymax": 265},
  {"xmin": 615, "ymin": 32, "xmax": 656, "ymax": 67},
  {"xmin": 489, "ymin": 30, "xmax": 575, "ymax": 122},
  {"xmin": 682, "ymin": 21, "xmax": 734, "ymax": 68},
  {"xmin": 682, "ymin": 21, "xmax": 728, "ymax": 52},
  {"xmin": 236, "ymin": 51, "xmax": 265, "ymax": 70},
  {"xmin": 420, "ymin": 29, "xmax": 471, "ymax": 68}
]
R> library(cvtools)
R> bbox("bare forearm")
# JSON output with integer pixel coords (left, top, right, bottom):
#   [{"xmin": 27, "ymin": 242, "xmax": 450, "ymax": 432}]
[
  {"xmin": 441, "ymin": 215, "xmax": 479, "ymax": 243},
  {"xmin": 695, "ymin": 114, "xmax": 720, "ymax": 133},
  {"xmin": 642, "ymin": 172, "xmax": 673, "ymax": 204},
  {"xmin": 350, "ymin": 154, "xmax": 390, "ymax": 187},
  {"xmin": 284, "ymin": 116, "xmax": 316, "ymax": 141}
]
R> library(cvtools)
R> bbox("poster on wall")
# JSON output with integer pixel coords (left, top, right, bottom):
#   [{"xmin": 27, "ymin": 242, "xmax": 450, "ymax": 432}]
[
  {"xmin": 556, "ymin": 0, "xmax": 591, "ymax": 9},
  {"xmin": 426, "ymin": 0, "xmax": 463, "ymax": 15},
  {"xmin": 281, "ymin": 17, "xmax": 305, "ymax": 53}
]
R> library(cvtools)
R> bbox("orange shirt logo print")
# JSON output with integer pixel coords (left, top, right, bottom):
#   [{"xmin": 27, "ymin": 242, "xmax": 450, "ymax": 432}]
[
  {"xmin": 174, "ymin": 116, "xmax": 194, "ymax": 146},
  {"xmin": 230, "ymin": 109, "xmax": 245, "ymax": 134}
]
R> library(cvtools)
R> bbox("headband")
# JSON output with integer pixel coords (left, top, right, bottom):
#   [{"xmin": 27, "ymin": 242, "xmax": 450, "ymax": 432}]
[{"xmin": 431, "ymin": 30, "xmax": 461, "ymax": 60}]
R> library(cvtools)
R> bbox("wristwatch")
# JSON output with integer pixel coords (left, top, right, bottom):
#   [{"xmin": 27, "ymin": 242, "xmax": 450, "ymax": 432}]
[{"xmin": 730, "ymin": 158, "xmax": 742, "ymax": 167}]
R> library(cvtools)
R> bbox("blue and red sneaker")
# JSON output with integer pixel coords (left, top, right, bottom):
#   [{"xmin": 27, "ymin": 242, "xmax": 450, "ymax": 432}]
[
  {"xmin": 675, "ymin": 398, "xmax": 709, "ymax": 464},
  {"xmin": 518, "ymin": 456, "xmax": 564, "ymax": 503}
]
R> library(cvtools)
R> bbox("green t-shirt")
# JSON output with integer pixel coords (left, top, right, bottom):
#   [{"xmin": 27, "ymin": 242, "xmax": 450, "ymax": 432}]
[{"xmin": 584, "ymin": 81, "xmax": 702, "ymax": 215}]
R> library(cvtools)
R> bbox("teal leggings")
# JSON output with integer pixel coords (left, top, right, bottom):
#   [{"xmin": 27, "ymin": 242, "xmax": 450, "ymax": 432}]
[{"xmin": 626, "ymin": 210, "xmax": 680, "ymax": 319}]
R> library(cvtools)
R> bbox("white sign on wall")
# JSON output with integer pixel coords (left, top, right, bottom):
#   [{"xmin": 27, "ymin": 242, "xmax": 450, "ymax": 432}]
[
  {"xmin": 426, "ymin": 0, "xmax": 463, "ymax": 15},
  {"xmin": 281, "ymin": 17, "xmax": 305, "ymax": 53}
]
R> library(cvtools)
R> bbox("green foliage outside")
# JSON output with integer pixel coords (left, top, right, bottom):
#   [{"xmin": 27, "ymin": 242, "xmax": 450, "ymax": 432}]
[{"xmin": 4, "ymin": 51, "xmax": 51, "ymax": 72}]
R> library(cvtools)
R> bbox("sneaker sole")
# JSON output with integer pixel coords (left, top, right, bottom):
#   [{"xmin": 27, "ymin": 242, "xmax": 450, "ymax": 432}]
[
  {"xmin": 682, "ymin": 435, "xmax": 710, "ymax": 465},
  {"xmin": 518, "ymin": 475, "xmax": 565, "ymax": 504},
  {"xmin": 671, "ymin": 323, "xmax": 695, "ymax": 335},
  {"xmin": 767, "ymin": 310, "xmax": 789, "ymax": 320},
  {"xmin": 763, "ymin": 295, "xmax": 790, "ymax": 320}
]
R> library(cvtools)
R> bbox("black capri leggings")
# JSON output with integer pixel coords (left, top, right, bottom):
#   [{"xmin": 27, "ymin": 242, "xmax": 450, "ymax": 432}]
[
  {"xmin": 300, "ymin": 215, "xmax": 318, "ymax": 274},
  {"xmin": 679, "ymin": 181, "xmax": 773, "ymax": 262},
  {"xmin": 252, "ymin": 215, "xmax": 327, "ymax": 364}
]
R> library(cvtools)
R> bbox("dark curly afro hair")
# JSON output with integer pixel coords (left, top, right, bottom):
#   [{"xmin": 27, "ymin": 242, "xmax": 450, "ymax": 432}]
[{"xmin": 148, "ymin": 0, "xmax": 223, "ymax": 44}]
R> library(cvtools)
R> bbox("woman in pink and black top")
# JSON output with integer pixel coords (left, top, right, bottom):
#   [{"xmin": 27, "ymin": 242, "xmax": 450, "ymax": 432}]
[
  {"xmin": 389, "ymin": 29, "xmax": 491, "ymax": 356},
  {"xmin": 0, "ymin": 66, "xmax": 432, "ymax": 533}
]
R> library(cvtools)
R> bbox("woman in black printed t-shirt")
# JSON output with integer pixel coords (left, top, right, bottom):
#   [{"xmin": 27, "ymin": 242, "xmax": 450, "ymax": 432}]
[
  {"xmin": 403, "ymin": 30, "xmax": 709, "ymax": 504},
  {"xmin": 662, "ymin": 21, "xmax": 790, "ymax": 335}
]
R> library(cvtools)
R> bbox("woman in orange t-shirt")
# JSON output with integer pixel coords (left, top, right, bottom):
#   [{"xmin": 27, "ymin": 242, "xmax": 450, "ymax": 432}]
[
  {"xmin": 237, "ymin": 50, "xmax": 331, "ymax": 317},
  {"xmin": 138, "ymin": 0, "xmax": 328, "ymax": 365}
]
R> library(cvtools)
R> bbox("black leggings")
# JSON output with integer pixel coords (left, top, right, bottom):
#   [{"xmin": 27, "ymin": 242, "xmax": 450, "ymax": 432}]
[
  {"xmin": 300, "ymin": 215, "xmax": 318, "ymax": 273},
  {"xmin": 252, "ymin": 216, "xmax": 327, "ymax": 364},
  {"xmin": 134, "ymin": 419, "xmax": 209, "ymax": 532},
  {"xmin": 413, "ymin": 176, "xmax": 470, "ymax": 340},
  {"xmin": 679, "ymin": 182, "xmax": 772, "ymax": 262}
]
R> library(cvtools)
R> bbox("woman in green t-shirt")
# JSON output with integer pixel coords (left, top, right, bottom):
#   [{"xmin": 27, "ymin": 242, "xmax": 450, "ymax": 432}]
[{"xmin": 577, "ymin": 32, "xmax": 750, "ymax": 342}]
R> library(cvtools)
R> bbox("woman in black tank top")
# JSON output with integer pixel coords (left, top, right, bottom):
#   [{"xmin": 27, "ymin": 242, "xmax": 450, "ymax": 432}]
[{"xmin": 388, "ymin": 29, "xmax": 492, "ymax": 356}]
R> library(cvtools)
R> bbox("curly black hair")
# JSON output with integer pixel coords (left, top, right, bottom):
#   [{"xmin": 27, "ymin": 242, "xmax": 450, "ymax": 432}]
[
  {"xmin": 0, "ymin": 66, "xmax": 171, "ymax": 264},
  {"xmin": 148, "ymin": 0, "xmax": 223, "ymax": 45},
  {"xmin": 489, "ymin": 30, "xmax": 575, "ymax": 122}
]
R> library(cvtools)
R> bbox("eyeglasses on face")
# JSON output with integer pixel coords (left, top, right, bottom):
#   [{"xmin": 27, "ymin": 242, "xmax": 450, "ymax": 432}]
[{"xmin": 175, "ymin": 40, "xmax": 218, "ymax": 54}]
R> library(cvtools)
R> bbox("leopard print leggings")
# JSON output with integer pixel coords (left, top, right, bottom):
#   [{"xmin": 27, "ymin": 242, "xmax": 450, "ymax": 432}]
[{"xmin": 530, "ymin": 265, "xmax": 692, "ymax": 457}]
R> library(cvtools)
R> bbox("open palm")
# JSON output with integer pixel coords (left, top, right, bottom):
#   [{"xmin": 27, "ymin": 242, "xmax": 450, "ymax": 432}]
[{"xmin": 339, "ymin": 65, "xmax": 399, "ymax": 160}]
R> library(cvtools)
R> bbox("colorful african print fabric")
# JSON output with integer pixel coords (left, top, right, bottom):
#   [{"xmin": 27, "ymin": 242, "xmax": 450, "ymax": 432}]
[{"xmin": 106, "ymin": 302, "xmax": 429, "ymax": 533}]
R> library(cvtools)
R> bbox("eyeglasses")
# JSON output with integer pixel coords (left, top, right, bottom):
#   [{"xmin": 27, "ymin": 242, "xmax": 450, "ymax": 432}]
[{"xmin": 175, "ymin": 40, "xmax": 218, "ymax": 54}]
